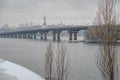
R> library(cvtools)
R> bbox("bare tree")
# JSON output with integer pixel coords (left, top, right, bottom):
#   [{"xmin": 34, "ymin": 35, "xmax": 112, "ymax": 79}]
[
  {"xmin": 44, "ymin": 43, "xmax": 55, "ymax": 80},
  {"xmin": 55, "ymin": 43, "xmax": 69, "ymax": 80},
  {"xmin": 94, "ymin": 0, "xmax": 119, "ymax": 80}
]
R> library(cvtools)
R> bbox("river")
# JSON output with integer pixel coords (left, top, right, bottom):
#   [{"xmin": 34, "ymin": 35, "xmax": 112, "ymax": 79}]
[{"xmin": 0, "ymin": 38, "xmax": 119, "ymax": 80}]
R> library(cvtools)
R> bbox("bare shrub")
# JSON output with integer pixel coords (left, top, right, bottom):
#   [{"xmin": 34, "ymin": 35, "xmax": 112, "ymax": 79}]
[
  {"xmin": 55, "ymin": 43, "xmax": 69, "ymax": 80},
  {"xmin": 44, "ymin": 43, "xmax": 55, "ymax": 80},
  {"xmin": 44, "ymin": 43, "xmax": 69, "ymax": 80}
]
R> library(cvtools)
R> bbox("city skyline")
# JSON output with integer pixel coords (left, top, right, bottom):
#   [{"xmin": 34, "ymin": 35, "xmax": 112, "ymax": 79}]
[{"xmin": 0, "ymin": 0, "xmax": 120, "ymax": 27}]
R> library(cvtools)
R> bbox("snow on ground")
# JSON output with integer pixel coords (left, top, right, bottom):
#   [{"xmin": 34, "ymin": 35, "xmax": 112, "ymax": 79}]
[{"xmin": 0, "ymin": 59, "xmax": 44, "ymax": 80}]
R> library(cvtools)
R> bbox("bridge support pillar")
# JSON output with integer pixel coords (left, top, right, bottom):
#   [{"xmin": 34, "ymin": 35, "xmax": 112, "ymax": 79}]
[
  {"xmin": 5, "ymin": 35, "xmax": 6, "ymax": 38},
  {"xmin": 7, "ymin": 35, "xmax": 9, "ymax": 38},
  {"xmin": 0, "ymin": 35, "xmax": 2, "ymax": 38},
  {"xmin": 11, "ymin": 34, "xmax": 13, "ymax": 38},
  {"xmin": 13, "ymin": 34, "xmax": 15, "ymax": 38},
  {"xmin": 21, "ymin": 34, "xmax": 23, "ymax": 38},
  {"xmin": 16, "ymin": 34, "xmax": 19, "ymax": 38},
  {"xmin": 33, "ymin": 33, "xmax": 36, "ymax": 39},
  {"xmin": 6, "ymin": 35, "xmax": 8, "ymax": 38},
  {"xmin": 69, "ymin": 33, "xmax": 72, "ymax": 40},
  {"xmin": 52, "ymin": 31, "xmax": 61, "ymax": 41},
  {"xmin": 22, "ymin": 34, "xmax": 25, "ymax": 39},
  {"xmin": 15, "ymin": 34, "xmax": 17, "ymax": 38},
  {"xmin": 12, "ymin": 34, "xmax": 14, "ymax": 38},
  {"xmin": 6, "ymin": 34, "xmax": 8, "ymax": 38},
  {"xmin": 2, "ymin": 35, "xmax": 4, "ymax": 38},
  {"xmin": 57, "ymin": 33, "xmax": 61, "ymax": 41},
  {"xmin": 19, "ymin": 34, "xmax": 21, "ymax": 38},
  {"xmin": 44, "ymin": 33, "xmax": 47, "ymax": 40},
  {"xmin": 53, "ymin": 33, "xmax": 56, "ymax": 41},
  {"xmin": 25, "ymin": 34, "xmax": 27, "ymax": 39},
  {"xmin": 74, "ymin": 32, "xmax": 77, "ymax": 40},
  {"xmin": 28, "ymin": 33, "xmax": 31, "ymax": 39},
  {"xmin": 40, "ymin": 33, "xmax": 43, "ymax": 40},
  {"xmin": 1, "ymin": 35, "xmax": 3, "ymax": 38},
  {"xmin": 2, "ymin": 35, "xmax": 3, "ymax": 38},
  {"xmin": 22, "ymin": 34, "xmax": 24, "ymax": 38},
  {"xmin": 18, "ymin": 34, "xmax": 21, "ymax": 38},
  {"xmin": 24, "ymin": 34, "xmax": 27, "ymax": 39},
  {"xmin": 1, "ymin": 35, "xmax": 2, "ymax": 38},
  {"xmin": 24, "ymin": 34, "xmax": 26, "ymax": 39},
  {"xmin": 4, "ymin": 35, "xmax": 6, "ymax": 38},
  {"xmin": 30, "ymin": 33, "xmax": 33, "ymax": 39},
  {"xmin": 4, "ymin": 35, "xmax": 5, "ymax": 38},
  {"xmin": 3, "ymin": 35, "xmax": 5, "ymax": 38},
  {"xmin": 9, "ymin": 35, "xmax": 11, "ymax": 38},
  {"xmin": 14, "ymin": 34, "xmax": 17, "ymax": 38}
]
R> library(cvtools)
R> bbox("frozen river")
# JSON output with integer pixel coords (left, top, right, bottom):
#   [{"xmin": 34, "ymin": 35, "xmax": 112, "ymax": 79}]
[{"xmin": 0, "ymin": 38, "xmax": 119, "ymax": 80}]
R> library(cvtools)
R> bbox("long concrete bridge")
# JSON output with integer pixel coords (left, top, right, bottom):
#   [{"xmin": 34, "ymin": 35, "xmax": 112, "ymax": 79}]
[{"xmin": 0, "ymin": 25, "xmax": 89, "ymax": 41}]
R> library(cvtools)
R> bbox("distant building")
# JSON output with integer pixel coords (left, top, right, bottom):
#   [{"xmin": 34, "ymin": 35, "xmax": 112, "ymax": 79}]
[
  {"xmin": 0, "ymin": 24, "xmax": 13, "ymax": 33},
  {"xmin": 2, "ymin": 24, "xmax": 10, "ymax": 29},
  {"xmin": 43, "ymin": 16, "xmax": 47, "ymax": 25}
]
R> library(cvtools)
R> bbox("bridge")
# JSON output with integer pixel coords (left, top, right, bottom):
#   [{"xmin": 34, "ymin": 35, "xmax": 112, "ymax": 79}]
[{"xmin": 0, "ymin": 25, "xmax": 89, "ymax": 41}]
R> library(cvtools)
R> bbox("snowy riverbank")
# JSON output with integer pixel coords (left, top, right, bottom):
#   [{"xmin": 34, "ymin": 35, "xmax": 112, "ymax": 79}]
[{"xmin": 0, "ymin": 59, "xmax": 44, "ymax": 80}]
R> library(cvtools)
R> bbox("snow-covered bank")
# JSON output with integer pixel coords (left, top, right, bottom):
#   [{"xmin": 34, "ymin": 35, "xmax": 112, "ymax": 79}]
[{"xmin": 0, "ymin": 59, "xmax": 44, "ymax": 80}]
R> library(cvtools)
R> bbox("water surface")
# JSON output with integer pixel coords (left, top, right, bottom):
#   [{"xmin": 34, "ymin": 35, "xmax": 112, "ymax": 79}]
[{"xmin": 0, "ymin": 38, "xmax": 118, "ymax": 80}]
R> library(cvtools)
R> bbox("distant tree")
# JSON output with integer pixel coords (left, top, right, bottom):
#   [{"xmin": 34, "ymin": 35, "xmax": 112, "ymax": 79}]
[
  {"xmin": 84, "ymin": 27, "xmax": 98, "ymax": 42},
  {"xmin": 94, "ymin": 0, "xmax": 119, "ymax": 80}
]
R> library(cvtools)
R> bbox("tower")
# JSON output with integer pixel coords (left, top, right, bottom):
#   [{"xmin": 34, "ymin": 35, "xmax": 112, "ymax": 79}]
[{"xmin": 43, "ymin": 16, "xmax": 47, "ymax": 25}]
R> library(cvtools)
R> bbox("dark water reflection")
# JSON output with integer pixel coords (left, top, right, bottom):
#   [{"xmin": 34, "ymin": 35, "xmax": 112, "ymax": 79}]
[{"xmin": 0, "ymin": 38, "xmax": 119, "ymax": 80}]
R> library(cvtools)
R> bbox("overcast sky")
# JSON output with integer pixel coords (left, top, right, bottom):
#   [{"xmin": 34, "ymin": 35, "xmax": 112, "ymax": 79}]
[{"xmin": 0, "ymin": 0, "xmax": 120, "ymax": 27}]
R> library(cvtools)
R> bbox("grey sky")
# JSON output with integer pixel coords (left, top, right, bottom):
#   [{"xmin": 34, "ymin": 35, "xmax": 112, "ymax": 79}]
[{"xmin": 0, "ymin": 0, "xmax": 120, "ymax": 27}]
